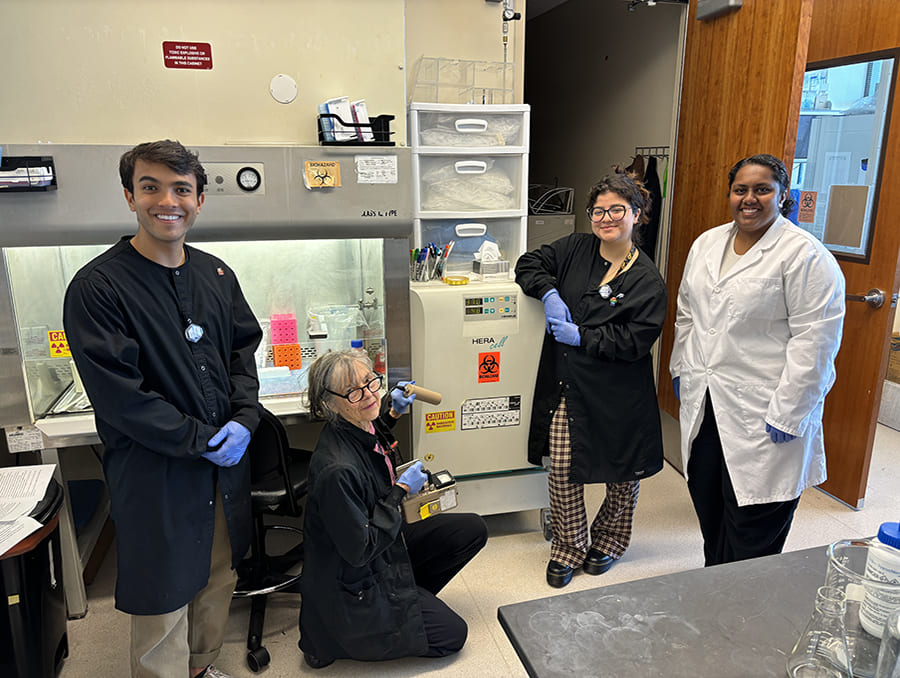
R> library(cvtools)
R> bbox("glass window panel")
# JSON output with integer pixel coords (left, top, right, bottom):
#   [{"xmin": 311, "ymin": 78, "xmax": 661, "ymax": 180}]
[
  {"xmin": 3, "ymin": 239, "xmax": 386, "ymax": 418},
  {"xmin": 790, "ymin": 53, "xmax": 896, "ymax": 260}
]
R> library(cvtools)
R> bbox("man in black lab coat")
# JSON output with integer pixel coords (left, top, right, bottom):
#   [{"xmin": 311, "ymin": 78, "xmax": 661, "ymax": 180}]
[{"xmin": 64, "ymin": 140, "xmax": 262, "ymax": 678}]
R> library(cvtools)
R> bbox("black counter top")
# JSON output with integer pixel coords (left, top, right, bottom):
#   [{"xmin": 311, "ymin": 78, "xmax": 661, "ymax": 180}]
[{"xmin": 498, "ymin": 546, "xmax": 828, "ymax": 678}]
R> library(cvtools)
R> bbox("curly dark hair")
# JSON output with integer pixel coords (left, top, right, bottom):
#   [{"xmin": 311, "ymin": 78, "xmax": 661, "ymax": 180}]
[
  {"xmin": 119, "ymin": 140, "xmax": 207, "ymax": 197},
  {"xmin": 584, "ymin": 173, "xmax": 652, "ymax": 246},
  {"xmin": 728, "ymin": 154, "xmax": 795, "ymax": 216}
]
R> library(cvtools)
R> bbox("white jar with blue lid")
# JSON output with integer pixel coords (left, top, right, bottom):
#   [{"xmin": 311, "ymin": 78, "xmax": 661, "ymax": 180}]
[{"xmin": 860, "ymin": 522, "xmax": 900, "ymax": 638}]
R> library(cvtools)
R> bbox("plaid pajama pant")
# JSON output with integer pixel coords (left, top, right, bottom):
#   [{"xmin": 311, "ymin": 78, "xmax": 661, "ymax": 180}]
[{"xmin": 548, "ymin": 396, "xmax": 640, "ymax": 567}]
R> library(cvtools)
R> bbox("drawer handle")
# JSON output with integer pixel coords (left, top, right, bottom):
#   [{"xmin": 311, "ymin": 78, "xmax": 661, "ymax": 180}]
[
  {"xmin": 455, "ymin": 118, "xmax": 489, "ymax": 133},
  {"xmin": 454, "ymin": 160, "xmax": 487, "ymax": 174},
  {"xmin": 455, "ymin": 223, "xmax": 487, "ymax": 237}
]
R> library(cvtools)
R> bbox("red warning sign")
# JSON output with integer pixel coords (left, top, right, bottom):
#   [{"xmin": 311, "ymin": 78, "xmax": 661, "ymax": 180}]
[
  {"xmin": 48, "ymin": 330, "xmax": 71, "ymax": 358},
  {"xmin": 478, "ymin": 351, "xmax": 500, "ymax": 383},
  {"xmin": 162, "ymin": 41, "xmax": 213, "ymax": 70},
  {"xmin": 797, "ymin": 191, "xmax": 817, "ymax": 223}
]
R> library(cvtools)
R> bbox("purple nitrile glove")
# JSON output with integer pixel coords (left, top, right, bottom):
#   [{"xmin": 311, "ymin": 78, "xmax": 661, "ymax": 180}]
[
  {"xmin": 390, "ymin": 380, "xmax": 417, "ymax": 415},
  {"xmin": 541, "ymin": 289, "xmax": 572, "ymax": 333},
  {"xmin": 203, "ymin": 421, "xmax": 251, "ymax": 467},
  {"xmin": 673, "ymin": 376, "xmax": 681, "ymax": 402},
  {"xmin": 397, "ymin": 461, "xmax": 427, "ymax": 495},
  {"xmin": 549, "ymin": 317, "xmax": 581, "ymax": 347},
  {"xmin": 766, "ymin": 423, "xmax": 797, "ymax": 444}
]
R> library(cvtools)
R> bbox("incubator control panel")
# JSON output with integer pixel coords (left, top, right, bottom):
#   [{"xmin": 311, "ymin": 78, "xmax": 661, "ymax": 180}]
[{"xmin": 462, "ymin": 293, "xmax": 518, "ymax": 320}]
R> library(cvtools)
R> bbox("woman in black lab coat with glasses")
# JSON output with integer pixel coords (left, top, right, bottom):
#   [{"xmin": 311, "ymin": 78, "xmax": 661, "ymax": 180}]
[
  {"xmin": 297, "ymin": 350, "xmax": 487, "ymax": 669},
  {"xmin": 516, "ymin": 173, "xmax": 667, "ymax": 589}
]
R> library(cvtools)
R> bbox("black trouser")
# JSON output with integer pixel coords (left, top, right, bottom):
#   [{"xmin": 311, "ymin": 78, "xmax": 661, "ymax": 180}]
[
  {"xmin": 687, "ymin": 394, "xmax": 800, "ymax": 567},
  {"xmin": 402, "ymin": 512, "xmax": 488, "ymax": 657}
]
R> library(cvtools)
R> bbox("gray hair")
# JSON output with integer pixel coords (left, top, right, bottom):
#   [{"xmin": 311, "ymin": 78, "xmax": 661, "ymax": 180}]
[{"xmin": 305, "ymin": 350, "xmax": 373, "ymax": 423}]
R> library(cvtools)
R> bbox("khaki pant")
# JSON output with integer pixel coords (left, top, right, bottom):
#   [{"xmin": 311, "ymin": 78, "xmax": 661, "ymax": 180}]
[{"xmin": 131, "ymin": 491, "xmax": 237, "ymax": 678}]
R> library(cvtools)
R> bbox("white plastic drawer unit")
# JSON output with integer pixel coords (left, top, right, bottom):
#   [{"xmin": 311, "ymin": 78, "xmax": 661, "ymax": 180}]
[
  {"xmin": 414, "ymin": 155, "xmax": 526, "ymax": 215},
  {"xmin": 410, "ymin": 102, "xmax": 530, "ymax": 151},
  {"xmin": 415, "ymin": 217, "xmax": 526, "ymax": 276}
]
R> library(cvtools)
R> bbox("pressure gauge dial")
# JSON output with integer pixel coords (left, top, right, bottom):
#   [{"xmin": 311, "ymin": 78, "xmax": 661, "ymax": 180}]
[{"xmin": 236, "ymin": 167, "xmax": 262, "ymax": 192}]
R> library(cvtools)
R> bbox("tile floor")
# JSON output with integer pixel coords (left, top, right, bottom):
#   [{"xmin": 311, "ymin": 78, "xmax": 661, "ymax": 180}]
[{"xmin": 58, "ymin": 423, "xmax": 900, "ymax": 678}]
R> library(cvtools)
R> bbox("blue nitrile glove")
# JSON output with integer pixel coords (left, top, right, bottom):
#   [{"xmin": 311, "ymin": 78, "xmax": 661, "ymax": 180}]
[
  {"xmin": 673, "ymin": 377, "xmax": 681, "ymax": 402},
  {"xmin": 549, "ymin": 317, "xmax": 581, "ymax": 347},
  {"xmin": 390, "ymin": 380, "xmax": 417, "ymax": 415},
  {"xmin": 541, "ymin": 289, "xmax": 572, "ymax": 332},
  {"xmin": 766, "ymin": 423, "xmax": 797, "ymax": 444},
  {"xmin": 203, "ymin": 421, "xmax": 251, "ymax": 467},
  {"xmin": 397, "ymin": 461, "xmax": 427, "ymax": 495}
]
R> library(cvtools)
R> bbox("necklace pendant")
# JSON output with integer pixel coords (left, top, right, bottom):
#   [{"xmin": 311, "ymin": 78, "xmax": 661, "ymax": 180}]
[
  {"xmin": 599, "ymin": 284, "xmax": 612, "ymax": 299},
  {"xmin": 184, "ymin": 322, "xmax": 204, "ymax": 343}
]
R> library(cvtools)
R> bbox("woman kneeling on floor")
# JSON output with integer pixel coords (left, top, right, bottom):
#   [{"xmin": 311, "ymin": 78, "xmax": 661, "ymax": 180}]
[{"xmin": 298, "ymin": 350, "xmax": 488, "ymax": 669}]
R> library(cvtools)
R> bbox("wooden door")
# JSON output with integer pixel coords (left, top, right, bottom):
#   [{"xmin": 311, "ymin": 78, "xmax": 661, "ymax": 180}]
[
  {"xmin": 805, "ymin": 1, "xmax": 900, "ymax": 508},
  {"xmin": 659, "ymin": 0, "xmax": 900, "ymax": 508}
]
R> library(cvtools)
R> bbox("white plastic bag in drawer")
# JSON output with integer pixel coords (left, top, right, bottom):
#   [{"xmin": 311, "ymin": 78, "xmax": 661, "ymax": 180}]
[
  {"xmin": 419, "ymin": 114, "xmax": 522, "ymax": 147},
  {"xmin": 421, "ymin": 159, "xmax": 516, "ymax": 211}
]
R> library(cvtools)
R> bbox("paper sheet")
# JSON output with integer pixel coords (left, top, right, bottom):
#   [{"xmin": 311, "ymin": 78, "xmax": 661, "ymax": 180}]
[
  {"xmin": 0, "ymin": 516, "xmax": 43, "ymax": 555},
  {"xmin": 0, "ymin": 464, "xmax": 57, "ymax": 555}
]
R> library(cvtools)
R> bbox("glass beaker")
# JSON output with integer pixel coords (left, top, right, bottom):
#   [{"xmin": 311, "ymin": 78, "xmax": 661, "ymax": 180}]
[
  {"xmin": 787, "ymin": 586, "xmax": 853, "ymax": 677},
  {"xmin": 826, "ymin": 540, "xmax": 900, "ymax": 677},
  {"xmin": 875, "ymin": 605, "xmax": 900, "ymax": 678}
]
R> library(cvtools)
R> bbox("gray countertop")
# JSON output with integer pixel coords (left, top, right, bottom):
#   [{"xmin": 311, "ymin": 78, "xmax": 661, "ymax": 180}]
[{"xmin": 498, "ymin": 546, "xmax": 828, "ymax": 678}]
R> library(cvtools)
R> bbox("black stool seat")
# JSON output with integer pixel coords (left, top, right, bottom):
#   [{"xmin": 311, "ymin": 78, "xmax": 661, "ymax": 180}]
[{"xmin": 249, "ymin": 456, "xmax": 309, "ymax": 508}]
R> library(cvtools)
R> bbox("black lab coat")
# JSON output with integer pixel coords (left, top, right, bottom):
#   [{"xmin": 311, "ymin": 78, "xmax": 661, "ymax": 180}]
[
  {"xmin": 64, "ymin": 237, "xmax": 261, "ymax": 614},
  {"xmin": 516, "ymin": 233, "xmax": 667, "ymax": 483}
]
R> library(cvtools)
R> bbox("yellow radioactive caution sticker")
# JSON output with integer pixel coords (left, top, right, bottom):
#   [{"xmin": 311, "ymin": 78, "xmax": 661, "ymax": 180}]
[
  {"xmin": 48, "ymin": 330, "xmax": 71, "ymax": 358},
  {"xmin": 425, "ymin": 410, "xmax": 456, "ymax": 433}
]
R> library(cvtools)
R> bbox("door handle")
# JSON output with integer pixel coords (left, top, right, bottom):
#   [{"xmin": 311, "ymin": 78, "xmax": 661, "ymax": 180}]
[{"xmin": 846, "ymin": 288, "xmax": 885, "ymax": 309}]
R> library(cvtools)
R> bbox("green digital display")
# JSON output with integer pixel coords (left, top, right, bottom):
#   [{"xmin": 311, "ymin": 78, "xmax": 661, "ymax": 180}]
[
  {"xmin": 464, "ymin": 298, "xmax": 482, "ymax": 307},
  {"xmin": 465, "ymin": 307, "xmax": 483, "ymax": 315}
]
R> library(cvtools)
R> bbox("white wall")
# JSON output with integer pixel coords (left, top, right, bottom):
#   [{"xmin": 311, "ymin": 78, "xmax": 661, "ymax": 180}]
[
  {"xmin": 525, "ymin": 0, "xmax": 684, "ymax": 235},
  {"xmin": 406, "ymin": 0, "xmax": 526, "ymax": 105},
  {"xmin": 0, "ymin": 0, "xmax": 526, "ymax": 147}
]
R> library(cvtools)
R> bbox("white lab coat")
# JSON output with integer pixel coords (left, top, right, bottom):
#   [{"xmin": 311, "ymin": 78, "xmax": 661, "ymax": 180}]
[{"xmin": 669, "ymin": 215, "xmax": 845, "ymax": 506}]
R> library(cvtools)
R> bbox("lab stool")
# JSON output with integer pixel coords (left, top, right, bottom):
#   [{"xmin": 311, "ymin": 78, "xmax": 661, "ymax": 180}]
[{"xmin": 0, "ymin": 479, "xmax": 68, "ymax": 678}]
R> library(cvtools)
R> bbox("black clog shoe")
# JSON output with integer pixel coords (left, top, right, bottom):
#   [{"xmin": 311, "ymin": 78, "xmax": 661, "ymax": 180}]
[
  {"xmin": 546, "ymin": 560, "xmax": 575, "ymax": 588},
  {"xmin": 583, "ymin": 548, "xmax": 615, "ymax": 575}
]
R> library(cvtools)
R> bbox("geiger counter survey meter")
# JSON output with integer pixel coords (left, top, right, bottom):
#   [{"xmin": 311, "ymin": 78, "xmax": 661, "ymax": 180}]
[{"xmin": 396, "ymin": 460, "xmax": 458, "ymax": 523}]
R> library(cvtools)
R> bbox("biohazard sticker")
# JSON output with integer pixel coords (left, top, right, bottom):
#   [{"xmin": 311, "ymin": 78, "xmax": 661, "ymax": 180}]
[
  {"xmin": 304, "ymin": 161, "xmax": 341, "ymax": 188},
  {"xmin": 478, "ymin": 351, "xmax": 500, "ymax": 383},
  {"xmin": 798, "ymin": 191, "xmax": 817, "ymax": 223},
  {"xmin": 48, "ymin": 330, "xmax": 70, "ymax": 358},
  {"xmin": 425, "ymin": 410, "xmax": 456, "ymax": 434}
]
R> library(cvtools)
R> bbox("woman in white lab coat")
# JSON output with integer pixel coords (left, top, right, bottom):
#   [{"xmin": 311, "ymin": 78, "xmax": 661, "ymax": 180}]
[{"xmin": 669, "ymin": 154, "xmax": 845, "ymax": 566}]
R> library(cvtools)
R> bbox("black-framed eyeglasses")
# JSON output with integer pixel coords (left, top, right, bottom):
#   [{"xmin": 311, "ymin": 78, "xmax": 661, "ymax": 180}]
[
  {"xmin": 326, "ymin": 374, "xmax": 383, "ymax": 404},
  {"xmin": 587, "ymin": 205, "xmax": 631, "ymax": 221}
]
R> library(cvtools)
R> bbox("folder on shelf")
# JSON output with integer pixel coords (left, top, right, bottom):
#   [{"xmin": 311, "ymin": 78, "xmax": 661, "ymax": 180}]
[
  {"xmin": 350, "ymin": 99, "xmax": 375, "ymax": 141},
  {"xmin": 317, "ymin": 103, "xmax": 334, "ymax": 142},
  {"xmin": 323, "ymin": 96, "xmax": 356, "ymax": 141}
]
